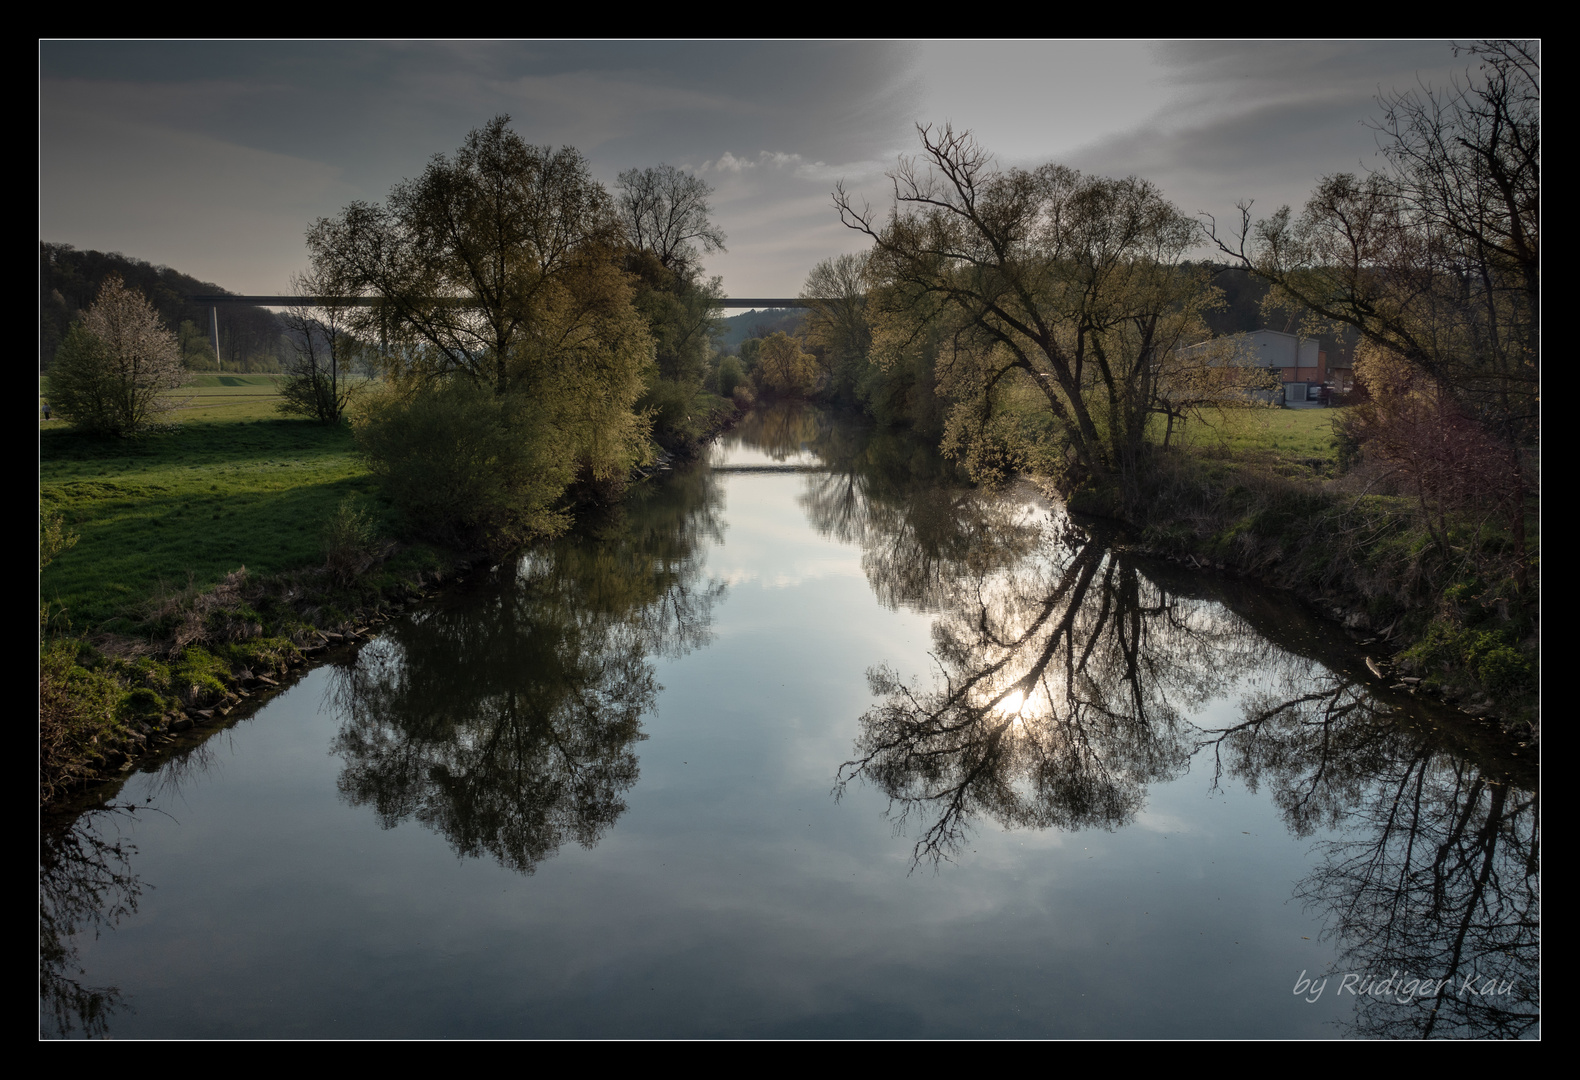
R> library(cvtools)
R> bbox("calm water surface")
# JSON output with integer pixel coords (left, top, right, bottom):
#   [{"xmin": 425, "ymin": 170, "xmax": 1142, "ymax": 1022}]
[{"xmin": 42, "ymin": 406, "xmax": 1538, "ymax": 1038}]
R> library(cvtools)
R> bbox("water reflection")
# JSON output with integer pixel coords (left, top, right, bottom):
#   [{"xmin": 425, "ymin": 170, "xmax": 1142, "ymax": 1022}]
[
  {"xmin": 327, "ymin": 464, "xmax": 725, "ymax": 874},
  {"xmin": 39, "ymin": 807, "xmax": 142, "ymax": 1038},
  {"xmin": 834, "ymin": 523, "xmax": 1222, "ymax": 863},
  {"xmin": 1195, "ymin": 647, "xmax": 1539, "ymax": 1037},
  {"xmin": 778, "ymin": 404, "xmax": 1540, "ymax": 1038},
  {"xmin": 39, "ymin": 405, "xmax": 1537, "ymax": 1038},
  {"xmin": 1296, "ymin": 744, "xmax": 1538, "ymax": 1038}
]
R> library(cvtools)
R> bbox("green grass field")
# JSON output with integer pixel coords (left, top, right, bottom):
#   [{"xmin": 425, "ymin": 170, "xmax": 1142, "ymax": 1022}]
[
  {"xmin": 41, "ymin": 372, "xmax": 296, "ymax": 429},
  {"xmin": 40, "ymin": 375, "xmax": 384, "ymax": 631},
  {"xmin": 1169, "ymin": 406, "xmax": 1343, "ymax": 462}
]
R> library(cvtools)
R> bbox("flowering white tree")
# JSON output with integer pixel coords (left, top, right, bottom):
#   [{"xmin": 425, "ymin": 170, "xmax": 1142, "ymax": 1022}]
[{"xmin": 50, "ymin": 275, "xmax": 184, "ymax": 437}]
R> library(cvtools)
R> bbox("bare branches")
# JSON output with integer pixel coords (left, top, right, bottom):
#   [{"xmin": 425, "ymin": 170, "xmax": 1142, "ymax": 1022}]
[
  {"xmin": 1209, "ymin": 42, "xmax": 1539, "ymax": 446},
  {"xmin": 841, "ymin": 125, "xmax": 1212, "ymax": 498},
  {"xmin": 616, "ymin": 164, "xmax": 725, "ymax": 274}
]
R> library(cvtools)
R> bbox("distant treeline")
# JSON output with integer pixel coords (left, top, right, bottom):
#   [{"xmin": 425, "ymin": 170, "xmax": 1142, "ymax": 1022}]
[
  {"xmin": 40, "ymin": 242, "xmax": 287, "ymax": 373},
  {"xmin": 715, "ymin": 308, "xmax": 807, "ymax": 352}
]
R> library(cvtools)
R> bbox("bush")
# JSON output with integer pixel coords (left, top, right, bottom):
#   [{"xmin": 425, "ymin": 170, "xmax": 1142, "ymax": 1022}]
[
  {"xmin": 1474, "ymin": 644, "xmax": 1532, "ymax": 692},
  {"xmin": 49, "ymin": 276, "xmax": 184, "ymax": 437},
  {"xmin": 640, "ymin": 377, "xmax": 700, "ymax": 450},
  {"xmin": 715, "ymin": 356, "xmax": 744, "ymax": 399},
  {"xmin": 354, "ymin": 380, "xmax": 574, "ymax": 548},
  {"xmin": 40, "ymin": 636, "xmax": 124, "ymax": 803},
  {"xmin": 322, "ymin": 497, "xmax": 380, "ymax": 585}
]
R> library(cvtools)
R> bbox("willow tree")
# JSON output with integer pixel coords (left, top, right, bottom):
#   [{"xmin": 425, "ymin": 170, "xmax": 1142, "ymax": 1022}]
[
  {"xmin": 837, "ymin": 125, "xmax": 1215, "ymax": 504},
  {"xmin": 307, "ymin": 117, "xmax": 654, "ymax": 541}
]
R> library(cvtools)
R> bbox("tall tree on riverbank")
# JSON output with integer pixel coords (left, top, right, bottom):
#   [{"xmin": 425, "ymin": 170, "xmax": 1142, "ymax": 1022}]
[
  {"xmin": 616, "ymin": 164, "xmax": 727, "ymax": 449},
  {"xmin": 1208, "ymin": 40, "xmax": 1539, "ymax": 588},
  {"xmin": 307, "ymin": 117, "xmax": 654, "ymax": 542},
  {"xmin": 838, "ymin": 125, "xmax": 1217, "ymax": 505}
]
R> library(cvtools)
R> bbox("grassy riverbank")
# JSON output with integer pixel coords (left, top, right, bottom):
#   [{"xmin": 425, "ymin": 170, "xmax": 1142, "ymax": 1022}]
[
  {"xmin": 38, "ymin": 380, "xmax": 743, "ymax": 806},
  {"xmin": 40, "ymin": 381, "xmax": 438, "ymax": 805},
  {"xmin": 1070, "ymin": 406, "xmax": 1540, "ymax": 734},
  {"xmin": 41, "ymin": 383, "xmax": 386, "ymax": 631}
]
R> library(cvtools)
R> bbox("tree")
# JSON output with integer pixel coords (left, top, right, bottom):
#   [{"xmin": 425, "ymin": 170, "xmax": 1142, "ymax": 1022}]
[
  {"xmin": 309, "ymin": 116, "xmax": 648, "ymax": 401},
  {"xmin": 307, "ymin": 117, "xmax": 655, "ymax": 535},
  {"xmin": 1207, "ymin": 41, "xmax": 1538, "ymax": 585},
  {"xmin": 838, "ymin": 125, "xmax": 1215, "ymax": 503},
  {"xmin": 1207, "ymin": 41, "xmax": 1537, "ymax": 435},
  {"xmin": 277, "ymin": 269, "xmax": 360, "ymax": 424},
  {"xmin": 623, "ymin": 247, "xmax": 723, "ymax": 388},
  {"xmin": 48, "ymin": 274, "xmax": 183, "ymax": 437},
  {"xmin": 615, "ymin": 165, "xmax": 727, "ymax": 449},
  {"xmin": 754, "ymin": 331, "xmax": 818, "ymax": 398},
  {"xmin": 616, "ymin": 164, "xmax": 726, "ymax": 275},
  {"xmin": 801, "ymin": 253, "xmax": 873, "ymax": 406}
]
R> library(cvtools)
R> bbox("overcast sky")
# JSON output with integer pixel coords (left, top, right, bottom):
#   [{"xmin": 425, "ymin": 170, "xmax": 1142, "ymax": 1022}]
[{"xmin": 39, "ymin": 40, "xmax": 1494, "ymax": 298}]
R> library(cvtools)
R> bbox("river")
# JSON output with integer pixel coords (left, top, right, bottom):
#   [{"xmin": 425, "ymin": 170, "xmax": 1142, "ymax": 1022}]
[{"xmin": 41, "ymin": 404, "xmax": 1538, "ymax": 1038}]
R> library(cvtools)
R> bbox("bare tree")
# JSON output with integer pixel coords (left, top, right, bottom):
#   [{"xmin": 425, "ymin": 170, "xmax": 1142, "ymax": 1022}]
[
  {"xmin": 1204, "ymin": 41, "xmax": 1539, "ymax": 588},
  {"xmin": 48, "ymin": 274, "xmax": 184, "ymax": 437},
  {"xmin": 616, "ymin": 164, "xmax": 726, "ymax": 274},
  {"xmin": 1206, "ymin": 41, "xmax": 1538, "ymax": 443},
  {"xmin": 839, "ymin": 125, "xmax": 1215, "ymax": 503},
  {"xmin": 277, "ymin": 269, "xmax": 361, "ymax": 424}
]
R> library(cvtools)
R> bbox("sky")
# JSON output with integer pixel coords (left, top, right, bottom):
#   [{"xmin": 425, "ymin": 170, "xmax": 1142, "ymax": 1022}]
[{"xmin": 39, "ymin": 40, "xmax": 1496, "ymax": 299}]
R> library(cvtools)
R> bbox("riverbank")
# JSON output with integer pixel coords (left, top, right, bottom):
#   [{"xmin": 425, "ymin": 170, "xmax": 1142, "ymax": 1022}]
[
  {"xmin": 39, "ymin": 400, "xmax": 744, "ymax": 808},
  {"xmin": 1054, "ymin": 433, "xmax": 1539, "ymax": 741}
]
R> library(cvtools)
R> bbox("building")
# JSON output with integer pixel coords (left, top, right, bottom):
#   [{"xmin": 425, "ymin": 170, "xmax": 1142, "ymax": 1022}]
[{"xmin": 1177, "ymin": 329, "xmax": 1354, "ymax": 406}]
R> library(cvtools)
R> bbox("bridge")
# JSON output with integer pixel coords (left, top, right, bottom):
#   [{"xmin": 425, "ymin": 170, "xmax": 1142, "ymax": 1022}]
[{"xmin": 187, "ymin": 294, "xmax": 813, "ymax": 364}]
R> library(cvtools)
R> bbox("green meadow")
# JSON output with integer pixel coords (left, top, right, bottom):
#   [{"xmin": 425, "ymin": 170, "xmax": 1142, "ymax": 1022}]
[
  {"xmin": 40, "ymin": 375, "xmax": 383, "ymax": 630},
  {"xmin": 1168, "ymin": 405, "xmax": 1343, "ymax": 463}
]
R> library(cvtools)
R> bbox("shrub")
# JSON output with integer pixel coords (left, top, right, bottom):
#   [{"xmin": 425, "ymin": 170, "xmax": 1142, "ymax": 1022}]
[
  {"xmin": 323, "ymin": 497, "xmax": 380, "ymax": 585},
  {"xmin": 715, "ymin": 356, "xmax": 744, "ymax": 399},
  {"xmin": 1474, "ymin": 644, "xmax": 1531, "ymax": 692},
  {"xmin": 40, "ymin": 636, "xmax": 124, "ymax": 803},
  {"xmin": 354, "ymin": 380, "xmax": 574, "ymax": 548}
]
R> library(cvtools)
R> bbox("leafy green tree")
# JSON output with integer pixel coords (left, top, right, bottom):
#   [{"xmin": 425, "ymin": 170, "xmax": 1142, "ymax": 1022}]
[
  {"xmin": 800, "ymin": 253, "xmax": 872, "ymax": 406},
  {"xmin": 308, "ymin": 115, "xmax": 650, "ymax": 404},
  {"xmin": 755, "ymin": 331, "xmax": 818, "ymax": 398},
  {"xmin": 714, "ymin": 355, "xmax": 744, "ymax": 398},
  {"xmin": 49, "ymin": 275, "xmax": 184, "ymax": 437},
  {"xmin": 616, "ymin": 165, "xmax": 728, "ymax": 447},
  {"xmin": 307, "ymin": 117, "xmax": 655, "ymax": 536}
]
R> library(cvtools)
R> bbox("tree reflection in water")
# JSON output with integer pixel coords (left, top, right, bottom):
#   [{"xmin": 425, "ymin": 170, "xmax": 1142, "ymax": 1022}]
[
  {"xmin": 327, "ymin": 464, "xmax": 725, "ymax": 875},
  {"xmin": 798, "ymin": 406, "xmax": 1537, "ymax": 1037},
  {"xmin": 39, "ymin": 806, "xmax": 143, "ymax": 1038}
]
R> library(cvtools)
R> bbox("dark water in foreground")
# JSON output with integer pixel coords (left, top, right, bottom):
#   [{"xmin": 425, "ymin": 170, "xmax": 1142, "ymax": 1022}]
[{"xmin": 42, "ymin": 406, "xmax": 1538, "ymax": 1039}]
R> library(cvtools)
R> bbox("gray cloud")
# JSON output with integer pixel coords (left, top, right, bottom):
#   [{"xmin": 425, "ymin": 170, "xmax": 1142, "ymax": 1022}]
[{"xmin": 40, "ymin": 40, "xmax": 1507, "ymax": 296}]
